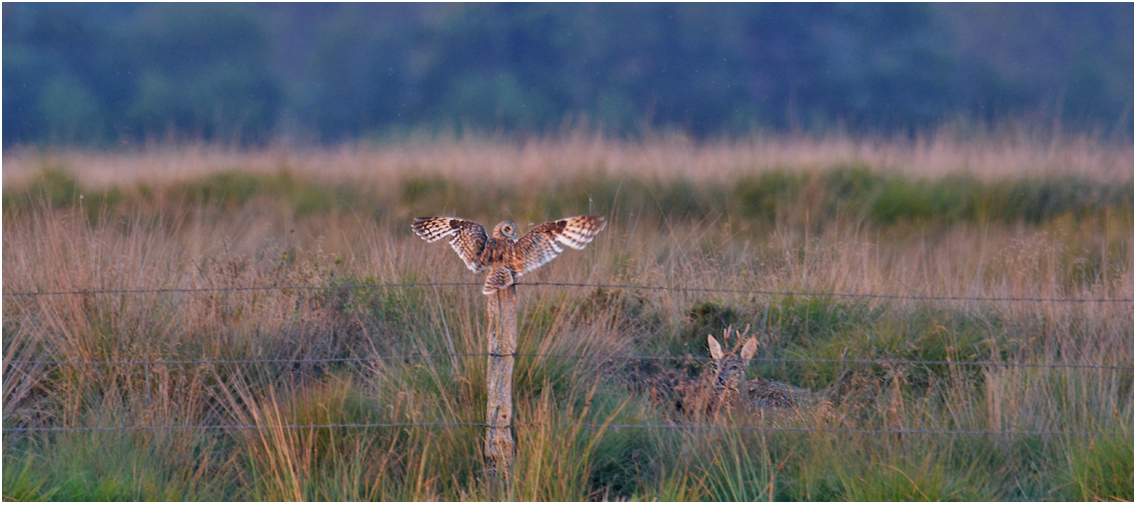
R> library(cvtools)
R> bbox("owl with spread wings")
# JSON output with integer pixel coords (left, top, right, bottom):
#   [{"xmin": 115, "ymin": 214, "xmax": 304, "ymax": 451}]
[{"xmin": 411, "ymin": 215, "xmax": 606, "ymax": 295}]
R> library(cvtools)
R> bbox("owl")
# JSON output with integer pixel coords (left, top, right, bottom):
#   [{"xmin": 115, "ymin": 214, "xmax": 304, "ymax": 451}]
[{"xmin": 411, "ymin": 215, "xmax": 606, "ymax": 295}]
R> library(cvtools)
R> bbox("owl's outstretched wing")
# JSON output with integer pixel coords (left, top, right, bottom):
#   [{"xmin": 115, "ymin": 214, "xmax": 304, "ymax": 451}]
[
  {"xmin": 511, "ymin": 215, "xmax": 606, "ymax": 276},
  {"xmin": 411, "ymin": 217, "xmax": 488, "ymax": 272}
]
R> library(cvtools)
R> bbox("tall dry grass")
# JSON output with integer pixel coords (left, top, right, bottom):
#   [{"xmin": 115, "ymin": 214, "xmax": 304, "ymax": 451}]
[
  {"xmin": 3, "ymin": 129, "xmax": 1132, "ymax": 192},
  {"xmin": 2, "ymin": 137, "xmax": 1132, "ymax": 500}
]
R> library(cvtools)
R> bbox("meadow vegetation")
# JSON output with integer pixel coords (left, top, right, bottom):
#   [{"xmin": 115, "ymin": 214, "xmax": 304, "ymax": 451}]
[{"xmin": 3, "ymin": 133, "xmax": 1132, "ymax": 500}]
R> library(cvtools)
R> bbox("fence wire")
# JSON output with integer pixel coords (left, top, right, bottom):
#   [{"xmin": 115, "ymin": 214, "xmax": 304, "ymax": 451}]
[
  {"xmin": 2, "ymin": 281, "xmax": 1131, "ymax": 303},
  {"xmin": 0, "ymin": 420, "xmax": 1108, "ymax": 438},
  {"xmin": 1, "ymin": 421, "xmax": 485, "ymax": 433},
  {"xmin": 3, "ymin": 280, "xmax": 1130, "ymax": 440},
  {"xmin": 3, "ymin": 353, "xmax": 1131, "ymax": 370},
  {"xmin": 526, "ymin": 282, "xmax": 1135, "ymax": 304},
  {"xmin": 8, "ymin": 281, "xmax": 1127, "ymax": 369}
]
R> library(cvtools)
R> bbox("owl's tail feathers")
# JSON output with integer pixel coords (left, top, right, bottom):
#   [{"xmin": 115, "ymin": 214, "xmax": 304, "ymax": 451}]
[{"xmin": 482, "ymin": 267, "xmax": 515, "ymax": 295}]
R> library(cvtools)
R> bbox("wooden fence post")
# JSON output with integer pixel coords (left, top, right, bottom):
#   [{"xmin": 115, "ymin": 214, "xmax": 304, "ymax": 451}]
[{"xmin": 485, "ymin": 284, "xmax": 517, "ymax": 495}]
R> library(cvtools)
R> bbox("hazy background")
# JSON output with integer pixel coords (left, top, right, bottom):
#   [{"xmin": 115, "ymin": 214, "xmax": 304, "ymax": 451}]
[{"xmin": 3, "ymin": 2, "xmax": 1133, "ymax": 147}]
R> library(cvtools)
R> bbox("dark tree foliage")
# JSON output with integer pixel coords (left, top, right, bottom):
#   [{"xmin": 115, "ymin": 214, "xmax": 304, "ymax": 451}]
[{"xmin": 2, "ymin": 3, "xmax": 1132, "ymax": 147}]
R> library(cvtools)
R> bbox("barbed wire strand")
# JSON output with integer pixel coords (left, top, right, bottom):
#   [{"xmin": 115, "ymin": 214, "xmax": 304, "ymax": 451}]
[
  {"xmin": 4, "ymin": 284, "xmax": 1125, "ymax": 443},
  {"xmin": 0, "ymin": 282, "xmax": 479, "ymax": 297},
  {"xmin": 570, "ymin": 423, "xmax": 1102, "ymax": 437},
  {"xmin": 1, "ymin": 421, "xmax": 1107, "ymax": 438},
  {"xmin": 2, "ymin": 281, "xmax": 1130, "ymax": 303},
  {"xmin": 4, "ymin": 353, "xmax": 1131, "ymax": 370},
  {"xmin": 526, "ymin": 282, "xmax": 1135, "ymax": 304},
  {"xmin": 2, "ymin": 421, "xmax": 484, "ymax": 432},
  {"xmin": 3, "ymin": 354, "xmax": 483, "ymax": 367}
]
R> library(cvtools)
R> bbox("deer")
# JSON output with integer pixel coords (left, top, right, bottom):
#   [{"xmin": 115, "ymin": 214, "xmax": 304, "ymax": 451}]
[
  {"xmin": 637, "ymin": 326, "xmax": 819, "ymax": 417},
  {"xmin": 706, "ymin": 327, "xmax": 812, "ymax": 410}
]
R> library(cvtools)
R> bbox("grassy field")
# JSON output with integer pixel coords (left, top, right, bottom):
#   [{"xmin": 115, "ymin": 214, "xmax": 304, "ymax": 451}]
[{"xmin": 2, "ymin": 133, "xmax": 1133, "ymax": 500}]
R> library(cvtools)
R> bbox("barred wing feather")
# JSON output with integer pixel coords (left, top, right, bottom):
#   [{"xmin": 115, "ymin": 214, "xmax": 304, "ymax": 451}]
[
  {"xmin": 411, "ymin": 217, "xmax": 488, "ymax": 272},
  {"xmin": 512, "ymin": 215, "xmax": 606, "ymax": 276}
]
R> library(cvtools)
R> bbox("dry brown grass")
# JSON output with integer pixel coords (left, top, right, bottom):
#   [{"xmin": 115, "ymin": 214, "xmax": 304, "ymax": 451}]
[
  {"xmin": 3, "ymin": 130, "xmax": 1132, "ymax": 192},
  {"xmin": 2, "ymin": 137, "xmax": 1132, "ymax": 500}
]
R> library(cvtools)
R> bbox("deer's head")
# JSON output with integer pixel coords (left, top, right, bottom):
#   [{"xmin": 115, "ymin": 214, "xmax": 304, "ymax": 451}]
[{"xmin": 708, "ymin": 329, "xmax": 757, "ymax": 395}]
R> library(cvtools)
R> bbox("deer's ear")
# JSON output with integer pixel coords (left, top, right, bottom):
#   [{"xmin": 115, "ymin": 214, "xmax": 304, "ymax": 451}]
[
  {"xmin": 708, "ymin": 335, "xmax": 724, "ymax": 359},
  {"xmin": 741, "ymin": 338, "xmax": 758, "ymax": 360}
]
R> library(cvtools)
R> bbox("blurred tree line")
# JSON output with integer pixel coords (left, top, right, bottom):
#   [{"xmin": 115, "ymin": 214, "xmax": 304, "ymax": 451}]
[{"xmin": 3, "ymin": 3, "xmax": 1132, "ymax": 147}]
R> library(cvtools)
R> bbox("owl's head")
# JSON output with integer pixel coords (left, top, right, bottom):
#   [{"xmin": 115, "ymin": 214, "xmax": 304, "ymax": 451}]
[{"xmin": 492, "ymin": 221, "xmax": 518, "ymax": 240}]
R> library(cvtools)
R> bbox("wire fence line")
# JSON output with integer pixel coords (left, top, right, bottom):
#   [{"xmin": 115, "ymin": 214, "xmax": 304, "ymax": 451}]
[
  {"xmin": 4, "ymin": 280, "xmax": 1129, "ymax": 371},
  {"xmin": 0, "ymin": 420, "xmax": 1109, "ymax": 438},
  {"xmin": 4, "ymin": 353, "xmax": 1132, "ymax": 371},
  {"xmin": 4, "ymin": 281, "xmax": 1130, "ymax": 441},
  {"xmin": 1, "ymin": 421, "xmax": 485, "ymax": 433},
  {"xmin": 7, "ymin": 352, "xmax": 1126, "ymax": 436},
  {"xmin": 2, "ymin": 280, "xmax": 1131, "ymax": 303},
  {"xmin": 526, "ymin": 282, "xmax": 1135, "ymax": 304},
  {"xmin": 0, "ymin": 282, "xmax": 481, "ymax": 298}
]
